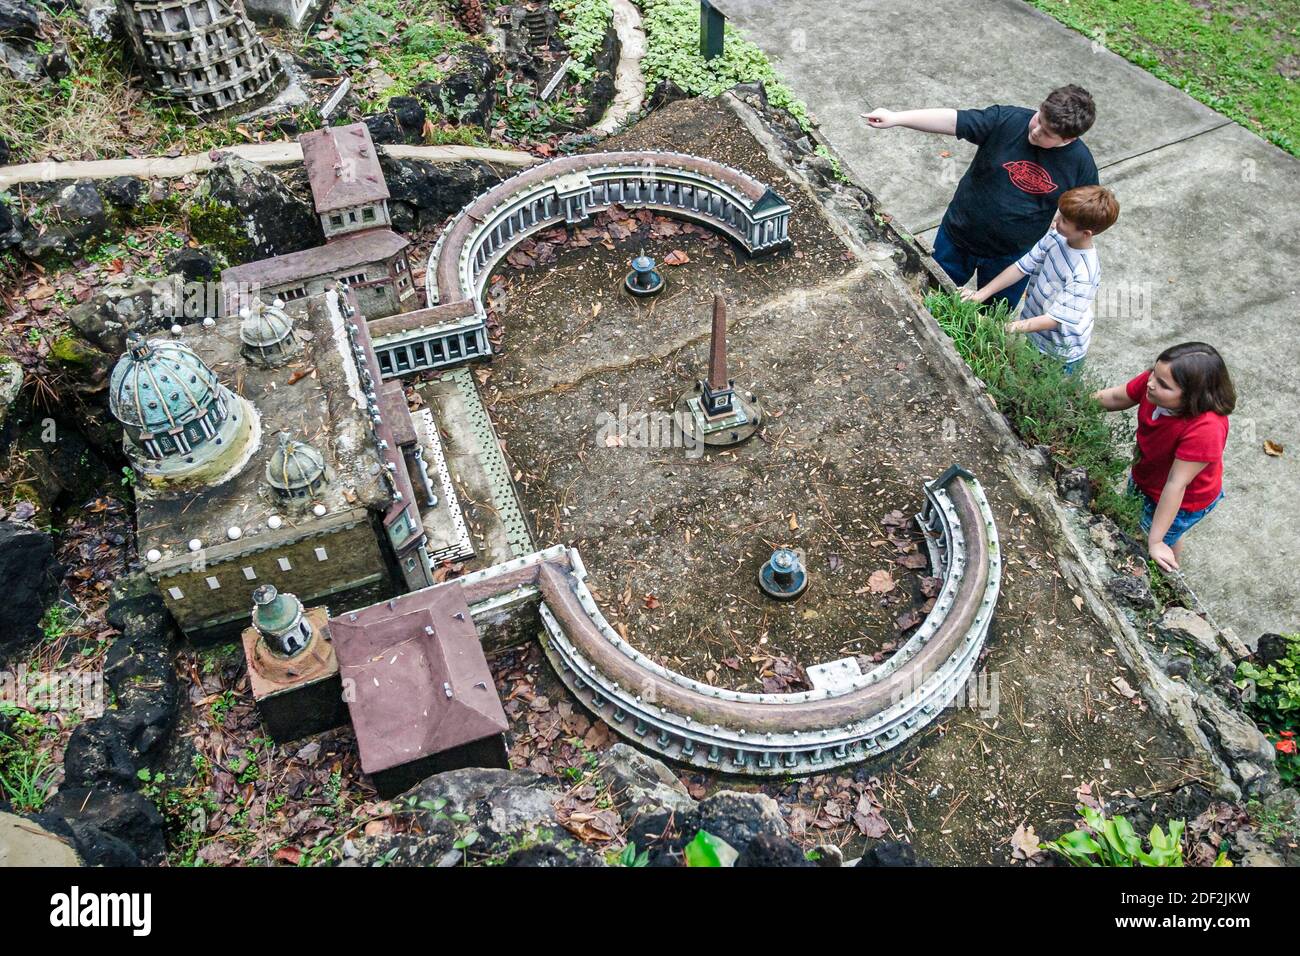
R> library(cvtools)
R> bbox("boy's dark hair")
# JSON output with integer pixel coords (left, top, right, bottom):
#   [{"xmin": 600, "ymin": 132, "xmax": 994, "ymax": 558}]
[
  {"xmin": 1040, "ymin": 85, "xmax": 1096, "ymax": 139},
  {"xmin": 1156, "ymin": 342, "xmax": 1236, "ymax": 417},
  {"xmin": 1058, "ymin": 185, "xmax": 1120, "ymax": 234}
]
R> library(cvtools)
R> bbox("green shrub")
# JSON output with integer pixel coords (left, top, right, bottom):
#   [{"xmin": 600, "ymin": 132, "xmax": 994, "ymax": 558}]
[
  {"xmin": 638, "ymin": 0, "xmax": 811, "ymax": 130},
  {"xmin": 1042, "ymin": 805, "xmax": 1199, "ymax": 867},
  {"xmin": 925, "ymin": 291, "xmax": 1141, "ymax": 534},
  {"xmin": 1237, "ymin": 633, "xmax": 1300, "ymax": 786}
]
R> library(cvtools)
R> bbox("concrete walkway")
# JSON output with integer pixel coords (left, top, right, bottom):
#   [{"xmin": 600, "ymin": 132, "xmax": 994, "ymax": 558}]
[{"xmin": 717, "ymin": 0, "xmax": 1299, "ymax": 642}]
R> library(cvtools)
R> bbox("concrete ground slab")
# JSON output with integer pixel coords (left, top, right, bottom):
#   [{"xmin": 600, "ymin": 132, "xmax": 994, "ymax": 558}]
[
  {"xmin": 716, "ymin": 0, "xmax": 1228, "ymax": 230},
  {"xmin": 714, "ymin": 0, "xmax": 1299, "ymax": 639}
]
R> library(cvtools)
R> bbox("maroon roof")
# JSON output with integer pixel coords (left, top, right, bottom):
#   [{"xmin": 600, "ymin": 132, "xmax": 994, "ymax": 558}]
[
  {"xmin": 221, "ymin": 229, "xmax": 409, "ymax": 291},
  {"xmin": 300, "ymin": 123, "xmax": 390, "ymax": 214},
  {"xmin": 329, "ymin": 584, "xmax": 508, "ymax": 775},
  {"xmin": 379, "ymin": 381, "xmax": 417, "ymax": 447}
]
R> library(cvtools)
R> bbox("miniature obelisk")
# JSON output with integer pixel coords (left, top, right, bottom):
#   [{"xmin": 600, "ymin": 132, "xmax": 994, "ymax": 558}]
[{"xmin": 674, "ymin": 294, "xmax": 763, "ymax": 448}]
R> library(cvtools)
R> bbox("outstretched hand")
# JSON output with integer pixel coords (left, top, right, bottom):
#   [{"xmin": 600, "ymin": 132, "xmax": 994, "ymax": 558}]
[
  {"xmin": 1149, "ymin": 540, "xmax": 1179, "ymax": 573},
  {"xmin": 864, "ymin": 109, "xmax": 897, "ymax": 129}
]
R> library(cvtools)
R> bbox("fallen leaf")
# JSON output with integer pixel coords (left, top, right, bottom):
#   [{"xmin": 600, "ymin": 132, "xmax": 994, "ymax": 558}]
[
  {"xmin": 1009, "ymin": 823, "xmax": 1044, "ymax": 861},
  {"xmin": 663, "ymin": 249, "xmax": 690, "ymax": 266},
  {"xmin": 1263, "ymin": 440, "xmax": 1285, "ymax": 457},
  {"xmin": 867, "ymin": 569, "xmax": 895, "ymax": 594}
]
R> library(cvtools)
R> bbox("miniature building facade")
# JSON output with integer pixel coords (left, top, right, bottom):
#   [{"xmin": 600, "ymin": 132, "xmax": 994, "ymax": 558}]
[
  {"xmin": 109, "ymin": 334, "xmax": 258, "ymax": 487},
  {"xmin": 119, "ymin": 287, "xmax": 438, "ymax": 640},
  {"xmin": 116, "ymin": 0, "xmax": 287, "ymax": 117},
  {"xmin": 221, "ymin": 123, "xmax": 418, "ymax": 321},
  {"xmin": 329, "ymin": 581, "xmax": 510, "ymax": 797}
]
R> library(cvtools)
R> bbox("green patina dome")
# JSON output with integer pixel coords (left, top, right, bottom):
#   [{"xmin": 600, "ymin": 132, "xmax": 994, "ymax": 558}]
[
  {"xmin": 109, "ymin": 334, "xmax": 224, "ymax": 438},
  {"xmin": 265, "ymin": 432, "xmax": 327, "ymax": 498}
]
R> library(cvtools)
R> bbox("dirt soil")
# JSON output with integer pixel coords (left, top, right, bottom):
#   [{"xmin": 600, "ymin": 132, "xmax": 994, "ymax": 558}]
[{"xmin": 477, "ymin": 97, "xmax": 1210, "ymax": 864}]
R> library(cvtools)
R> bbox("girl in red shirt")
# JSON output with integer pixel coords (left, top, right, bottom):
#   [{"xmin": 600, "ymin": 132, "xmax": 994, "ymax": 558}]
[{"xmin": 1093, "ymin": 342, "xmax": 1235, "ymax": 573}]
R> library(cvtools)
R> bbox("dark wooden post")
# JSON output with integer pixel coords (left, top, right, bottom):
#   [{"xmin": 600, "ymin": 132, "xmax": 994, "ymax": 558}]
[{"xmin": 700, "ymin": 1, "xmax": 725, "ymax": 60}]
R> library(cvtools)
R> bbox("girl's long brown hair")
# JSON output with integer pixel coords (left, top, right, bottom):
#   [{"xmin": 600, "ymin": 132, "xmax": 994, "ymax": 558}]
[{"xmin": 1156, "ymin": 342, "xmax": 1236, "ymax": 417}]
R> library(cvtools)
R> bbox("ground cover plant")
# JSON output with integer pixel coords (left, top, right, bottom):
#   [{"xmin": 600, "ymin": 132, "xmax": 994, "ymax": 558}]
[
  {"xmin": 1029, "ymin": 0, "xmax": 1299, "ymax": 154},
  {"xmin": 637, "ymin": 0, "xmax": 811, "ymax": 129}
]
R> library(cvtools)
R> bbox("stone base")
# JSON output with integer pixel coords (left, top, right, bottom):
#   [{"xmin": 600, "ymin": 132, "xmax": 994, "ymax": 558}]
[
  {"xmin": 673, "ymin": 386, "xmax": 764, "ymax": 448},
  {"xmin": 241, "ymin": 608, "xmax": 346, "ymax": 743}
]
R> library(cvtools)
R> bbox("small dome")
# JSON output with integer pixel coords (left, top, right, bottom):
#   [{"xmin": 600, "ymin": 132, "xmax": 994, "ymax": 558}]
[
  {"xmin": 239, "ymin": 298, "xmax": 295, "ymax": 350},
  {"xmin": 251, "ymin": 584, "xmax": 311, "ymax": 656},
  {"xmin": 265, "ymin": 432, "xmax": 327, "ymax": 498},
  {"xmin": 109, "ymin": 335, "xmax": 222, "ymax": 435}
]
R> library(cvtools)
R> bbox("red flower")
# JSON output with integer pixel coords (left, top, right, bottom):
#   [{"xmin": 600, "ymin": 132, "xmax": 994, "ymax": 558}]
[
  {"xmin": 1277, "ymin": 738, "xmax": 1298, "ymax": 755},
  {"xmin": 1281, "ymin": 730, "xmax": 1296, "ymax": 738}
]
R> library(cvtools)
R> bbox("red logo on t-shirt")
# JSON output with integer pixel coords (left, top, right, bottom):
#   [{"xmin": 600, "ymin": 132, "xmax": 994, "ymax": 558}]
[{"xmin": 1002, "ymin": 161, "xmax": 1058, "ymax": 194}]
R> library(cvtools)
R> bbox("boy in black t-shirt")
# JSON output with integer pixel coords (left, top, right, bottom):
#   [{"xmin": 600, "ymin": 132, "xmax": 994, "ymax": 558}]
[{"xmin": 866, "ymin": 85, "xmax": 1100, "ymax": 312}]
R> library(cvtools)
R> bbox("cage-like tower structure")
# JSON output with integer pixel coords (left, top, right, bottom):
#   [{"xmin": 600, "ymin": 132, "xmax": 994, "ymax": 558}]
[{"xmin": 116, "ymin": 0, "xmax": 287, "ymax": 117}]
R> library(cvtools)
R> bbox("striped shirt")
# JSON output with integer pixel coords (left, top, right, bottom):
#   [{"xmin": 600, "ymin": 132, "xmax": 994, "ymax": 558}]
[{"xmin": 1015, "ymin": 228, "xmax": 1101, "ymax": 363}]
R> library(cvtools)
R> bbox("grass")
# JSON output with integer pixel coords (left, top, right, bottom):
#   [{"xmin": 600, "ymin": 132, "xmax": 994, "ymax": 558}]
[
  {"xmin": 926, "ymin": 291, "xmax": 1142, "ymax": 534},
  {"xmin": 0, "ymin": 705, "xmax": 57, "ymax": 813},
  {"xmin": 0, "ymin": 11, "xmax": 261, "ymax": 164},
  {"xmin": 1028, "ymin": 0, "xmax": 1300, "ymax": 155},
  {"xmin": 638, "ymin": 0, "xmax": 812, "ymax": 130},
  {"xmin": 304, "ymin": 0, "xmax": 479, "ymax": 111}
]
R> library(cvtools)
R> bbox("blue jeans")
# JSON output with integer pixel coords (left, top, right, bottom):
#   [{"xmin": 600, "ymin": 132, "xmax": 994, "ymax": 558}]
[
  {"xmin": 1129, "ymin": 479, "xmax": 1224, "ymax": 546},
  {"xmin": 932, "ymin": 223, "xmax": 1032, "ymax": 313}
]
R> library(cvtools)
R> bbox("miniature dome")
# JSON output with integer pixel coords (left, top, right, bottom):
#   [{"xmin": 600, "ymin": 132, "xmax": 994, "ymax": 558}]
[
  {"xmin": 110, "ymin": 335, "xmax": 223, "ymax": 437},
  {"xmin": 265, "ymin": 432, "xmax": 328, "ymax": 499},
  {"xmin": 251, "ymin": 584, "xmax": 311, "ymax": 656},
  {"xmin": 239, "ymin": 298, "xmax": 298, "ymax": 367}
]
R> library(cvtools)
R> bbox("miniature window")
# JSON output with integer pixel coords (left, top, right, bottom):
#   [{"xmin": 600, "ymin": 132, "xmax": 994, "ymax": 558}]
[
  {"xmin": 206, "ymin": 576, "xmax": 220, "ymax": 590},
  {"xmin": 362, "ymin": 207, "xmax": 376, "ymax": 222},
  {"xmin": 330, "ymin": 214, "xmax": 343, "ymax": 228},
  {"xmin": 348, "ymin": 211, "xmax": 357, "ymax": 223},
  {"xmin": 168, "ymin": 587, "xmax": 184, "ymax": 601},
  {"xmin": 395, "ymin": 257, "xmax": 406, "ymax": 272},
  {"xmin": 278, "ymin": 557, "xmax": 292, "ymax": 571},
  {"xmin": 242, "ymin": 567, "xmax": 257, "ymax": 581},
  {"xmin": 315, "ymin": 547, "xmax": 328, "ymax": 562}
]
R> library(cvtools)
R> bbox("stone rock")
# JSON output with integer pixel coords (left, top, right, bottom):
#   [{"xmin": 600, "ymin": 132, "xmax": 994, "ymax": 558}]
[
  {"xmin": 0, "ymin": 521, "xmax": 63, "ymax": 658},
  {"xmin": 0, "ymin": 192, "xmax": 20, "ymax": 250},
  {"xmin": 80, "ymin": 0, "xmax": 122, "ymax": 41},
  {"xmin": 1234, "ymin": 827, "xmax": 1284, "ymax": 867},
  {"xmin": 412, "ymin": 43, "xmax": 497, "ymax": 127},
  {"xmin": 0, "ymin": 360, "xmax": 22, "ymax": 432},
  {"xmin": 40, "ymin": 42, "xmax": 71, "ymax": 81},
  {"xmin": 63, "ymin": 716, "xmax": 142, "ymax": 790},
  {"xmin": 0, "ymin": 136, "xmax": 8, "ymax": 165},
  {"xmin": 99, "ymin": 176, "xmax": 145, "ymax": 210},
  {"xmin": 857, "ymin": 840, "xmax": 928, "ymax": 866},
  {"xmin": 597, "ymin": 743, "xmax": 693, "ymax": 814},
  {"xmin": 1216, "ymin": 626, "xmax": 1252, "ymax": 661},
  {"xmin": 1163, "ymin": 653, "xmax": 1194, "ymax": 681},
  {"xmin": 1195, "ymin": 696, "xmax": 1277, "ymax": 796},
  {"xmin": 363, "ymin": 111, "xmax": 404, "ymax": 146},
  {"xmin": 1255, "ymin": 633, "xmax": 1292, "ymax": 667},
  {"xmin": 65, "ymin": 275, "xmax": 183, "ymax": 354},
  {"xmin": 1262, "ymin": 788, "xmax": 1300, "ymax": 828},
  {"xmin": 1106, "ymin": 573, "xmax": 1155, "ymax": 611},
  {"xmin": 1157, "ymin": 607, "xmax": 1221, "ymax": 660},
  {"xmin": 0, "ymin": 0, "xmax": 40, "ymax": 41},
  {"xmin": 501, "ymin": 840, "xmax": 605, "ymax": 866},
  {"xmin": 379, "ymin": 155, "xmax": 506, "ymax": 233},
  {"xmin": 1056, "ymin": 466, "xmax": 1091, "ymax": 507},
  {"xmin": 735, "ymin": 832, "xmax": 815, "ymax": 867},
  {"xmin": 647, "ymin": 78, "xmax": 689, "ymax": 111},
  {"xmin": 1087, "ymin": 515, "xmax": 1129, "ymax": 557},
  {"xmin": 389, "ymin": 95, "xmax": 427, "ymax": 139},
  {"xmin": 44, "ymin": 788, "xmax": 166, "ymax": 865},
  {"xmin": 188, "ymin": 155, "xmax": 322, "ymax": 264},
  {"xmin": 696, "ymin": 790, "xmax": 789, "ymax": 851},
  {"xmin": 350, "ymin": 767, "xmax": 565, "ymax": 866},
  {"xmin": 163, "ymin": 245, "xmax": 218, "ymax": 282},
  {"xmin": 19, "ymin": 180, "xmax": 112, "ymax": 261},
  {"xmin": 0, "ymin": 810, "xmax": 81, "ymax": 866}
]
